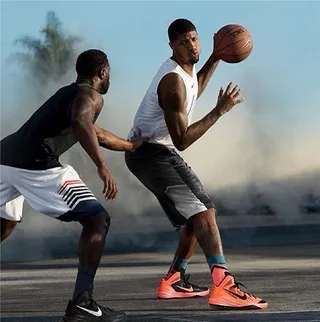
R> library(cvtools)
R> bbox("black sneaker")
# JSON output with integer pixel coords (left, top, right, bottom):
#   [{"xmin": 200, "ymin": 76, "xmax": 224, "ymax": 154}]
[{"xmin": 63, "ymin": 285, "xmax": 126, "ymax": 321}]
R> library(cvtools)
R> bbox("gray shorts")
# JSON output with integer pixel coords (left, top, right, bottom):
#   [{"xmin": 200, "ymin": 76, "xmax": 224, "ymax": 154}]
[{"xmin": 125, "ymin": 143, "xmax": 215, "ymax": 230}]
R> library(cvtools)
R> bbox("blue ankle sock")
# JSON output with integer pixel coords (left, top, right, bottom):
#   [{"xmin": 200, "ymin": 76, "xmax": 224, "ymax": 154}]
[
  {"xmin": 174, "ymin": 257, "xmax": 190, "ymax": 270},
  {"xmin": 167, "ymin": 256, "xmax": 190, "ymax": 277},
  {"xmin": 206, "ymin": 255, "xmax": 227, "ymax": 271},
  {"xmin": 72, "ymin": 267, "xmax": 95, "ymax": 301}
]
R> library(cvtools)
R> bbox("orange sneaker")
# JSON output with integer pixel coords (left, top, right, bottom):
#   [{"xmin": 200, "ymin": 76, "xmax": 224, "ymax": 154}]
[
  {"xmin": 209, "ymin": 271, "xmax": 268, "ymax": 310},
  {"xmin": 157, "ymin": 270, "xmax": 210, "ymax": 299}
]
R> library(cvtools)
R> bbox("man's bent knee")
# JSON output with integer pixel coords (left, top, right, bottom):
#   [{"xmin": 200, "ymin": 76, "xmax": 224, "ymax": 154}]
[
  {"xmin": 189, "ymin": 208, "xmax": 217, "ymax": 223},
  {"xmin": 95, "ymin": 210, "xmax": 111, "ymax": 230},
  {"xmin": 80, "ymin": 210, "xmax": 111, "ymax": 231},
  {"xmin": 58, "ymin": 199, "xmax": 107, "ymax": 223}
]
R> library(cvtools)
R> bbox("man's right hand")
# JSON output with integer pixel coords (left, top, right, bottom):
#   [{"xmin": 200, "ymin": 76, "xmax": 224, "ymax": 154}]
[
  {"xmin": 213, "ymin": 82, "xmax": 244, "ymax": 116},
  {"xmin": 97, "ymin": 166, "xmax": 118, "ymax": 200},
  {"xmin": 129, "ymin": 127, "xmax": 151, "ymax": 151}
]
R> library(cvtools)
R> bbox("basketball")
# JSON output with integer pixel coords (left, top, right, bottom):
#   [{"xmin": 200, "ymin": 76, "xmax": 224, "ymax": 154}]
[{"xmin": 215, "ymin": 24, "xmax": 253, "ymax": 63}]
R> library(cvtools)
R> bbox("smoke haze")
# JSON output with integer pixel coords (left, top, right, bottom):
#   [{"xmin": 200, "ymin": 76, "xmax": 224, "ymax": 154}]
[{"xmin": 1, "ymin": 46, "xmax": 319, "ymax": 262}]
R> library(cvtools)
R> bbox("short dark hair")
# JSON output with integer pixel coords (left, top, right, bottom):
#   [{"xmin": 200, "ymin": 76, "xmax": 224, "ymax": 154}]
[
  {"xmin": 168, "ymin": 18, "xmax": 197, "ymax": 42},
  {"xmin": 76, "ymin": 49, "xmax": 109, "ymax": 77}
]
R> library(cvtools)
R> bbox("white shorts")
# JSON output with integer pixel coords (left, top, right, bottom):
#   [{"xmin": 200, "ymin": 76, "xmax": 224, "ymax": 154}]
[{"xmin": 0, "ymin": 164, "xmax": 105, "ymax": 222}]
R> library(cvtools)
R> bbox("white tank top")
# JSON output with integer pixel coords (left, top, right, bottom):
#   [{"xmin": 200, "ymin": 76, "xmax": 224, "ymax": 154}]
[{"xmin": 128, "ymin": 58, "xmax": 198, "ymax": 149}]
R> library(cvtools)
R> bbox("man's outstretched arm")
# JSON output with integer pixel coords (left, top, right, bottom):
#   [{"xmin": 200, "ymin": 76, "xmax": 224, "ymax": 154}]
[
  {"xmin": 95, "ymin": 125, "xmax": 150, "ymax": 152},
  {"xmin": 94, "ymin": 124, "xmax": 134, "ymax": 152}
]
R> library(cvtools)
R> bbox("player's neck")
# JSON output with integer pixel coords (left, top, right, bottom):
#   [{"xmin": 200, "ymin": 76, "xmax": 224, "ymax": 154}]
[
  {"xmin": 76, "ymin": 78, "xmax": 100, "ymax": 92},
  {"xmin": 171, "ymin": 56, "xmax": 193, "ymax": 77}
]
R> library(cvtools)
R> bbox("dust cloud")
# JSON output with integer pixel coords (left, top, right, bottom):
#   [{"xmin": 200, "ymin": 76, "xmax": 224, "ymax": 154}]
[{"xmin": 1, "ymin": 56, "xmax": 319, "ymax": 262}]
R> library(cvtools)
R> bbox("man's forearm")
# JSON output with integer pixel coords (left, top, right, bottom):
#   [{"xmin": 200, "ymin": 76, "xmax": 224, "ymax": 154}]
[
  {"xmin": 73, "ymin": 123, "xmax": 107, "ymax": 169},
  {"xmin": 180, "ymin": 109, "xmax": 222, "ymax": 151},
  {"xmin": 96, "ymin": 126, "xmax": 134, "ymax": 151},
  {"xmin": 197, "ymin": 53, "xmax": 220, "ymax": 98}
]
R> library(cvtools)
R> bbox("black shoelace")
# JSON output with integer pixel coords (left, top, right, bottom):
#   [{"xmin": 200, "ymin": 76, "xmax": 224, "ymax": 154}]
[
  {"xmin": 232, "ymin": 279, "xmax": 257, "ymax": 299},
  {"xmin": 234, "ymin": 281, "xmax": 247, "ymax": 290}
]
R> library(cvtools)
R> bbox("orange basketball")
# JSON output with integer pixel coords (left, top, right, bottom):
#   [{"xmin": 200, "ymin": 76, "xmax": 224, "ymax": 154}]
[{"xmin": 215, "ymin": 24, "xmax": 253, "ymax": 63}]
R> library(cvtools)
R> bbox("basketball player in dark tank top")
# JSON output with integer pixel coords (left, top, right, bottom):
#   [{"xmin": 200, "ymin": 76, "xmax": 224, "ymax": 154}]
[{"xmin": 0, "ymin": 49, "xmax": 147, "ymax": 322}]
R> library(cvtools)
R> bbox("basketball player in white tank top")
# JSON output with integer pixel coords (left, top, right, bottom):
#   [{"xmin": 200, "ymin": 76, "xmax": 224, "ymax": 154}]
[{"xmin": 126, "ymin": 19, "xmax": 267, "ymax": 310}]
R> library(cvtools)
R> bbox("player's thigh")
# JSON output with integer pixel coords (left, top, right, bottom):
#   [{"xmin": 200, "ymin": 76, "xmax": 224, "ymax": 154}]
[
  {"xmin": 126, "ymin": 146, "xmax": 213, "ymax": 229},
  {"xmin": 13, "ymin": 165, "xmax": 105, "ymax": 222},
  {"xmin": 0, "ymin": 165, "xmax": 24, "ymax": 222},
  {"xmin": 126, "ymin": 147, "xmax": 188, "ymax": 227},
  {"xmin": 155, "ymin": 194, "xmax": 188, "ymax": 231},
  {"xmin": 170, "ymin": 153, "xmax": 215, "ymax": 212},
  {"xmin": 125, "ymin": 146, "xmax": 184, "ymax": 196},
  {"xmin": 156, "ymin": 152, "xmax": 216, "ymax": 226},
  {"xmin": 0, "ymin": 196, "xmax": 25, "ymax": 222}
]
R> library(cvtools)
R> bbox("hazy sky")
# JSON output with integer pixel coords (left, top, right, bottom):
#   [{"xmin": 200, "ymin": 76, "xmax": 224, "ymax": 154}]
[
  {"xmin": 1, "ymin": 1, "xmax": 319, "ymax": 124},
  {"xmin": 1, "ymin": 1, "xmax": 319, "ymax": 176}
]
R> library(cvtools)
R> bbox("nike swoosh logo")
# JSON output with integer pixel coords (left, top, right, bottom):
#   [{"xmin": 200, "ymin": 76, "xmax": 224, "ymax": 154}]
[
  {"xmin": 76, "ymin": 305, "xmax": 102, "ymax": 317},
  {"xmin": 225, "ymin": 289, "xmax": 247, "ymax": 300},
  {"xmin": 176, "ymin": 285, "xmax": 194, "ymax": 292}
]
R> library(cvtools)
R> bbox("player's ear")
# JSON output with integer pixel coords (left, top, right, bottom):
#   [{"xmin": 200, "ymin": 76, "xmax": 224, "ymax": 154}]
[
  {"xmin": 169, "ymin": 42, "xmax": 173, "ymax": 49},
  {"xmin": 99, "ymin": 67, "xmax": 109, "ymax": 80}
]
